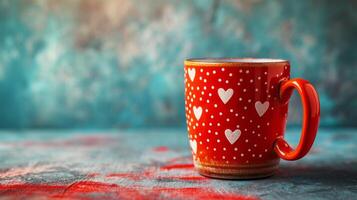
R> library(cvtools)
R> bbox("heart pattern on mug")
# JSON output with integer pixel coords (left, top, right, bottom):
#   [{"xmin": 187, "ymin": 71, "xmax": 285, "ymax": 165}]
[
  {"xmin": 218, "ymin": 88, "xmax": 234, "ymax": 104},
  {"xmin": 184, "ymin": 64, "xmax": 289, "ymax": 163},
  {"xmin": 225, "ymin": 129, "xmax": 241, "ymax": 144},
  {"xmin": 188, "ymin": 68, "xmax": 196, "ymax": 81},
  {"xmin": 193, "ymin": 106, "xmax": 202, "ymax": 120},
  {"xmin": 189, "ymin": 139, "xmax": 197, "ymax": 154},
  {"xmin": 255, "ymin": 101, "xmax": 269, "ymax": 117}
]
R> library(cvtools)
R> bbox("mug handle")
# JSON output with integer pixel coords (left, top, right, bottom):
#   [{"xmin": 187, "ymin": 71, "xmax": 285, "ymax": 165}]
[{"xmin": 274, "ymin": 78, "xmax": 320, "ymax": 161}]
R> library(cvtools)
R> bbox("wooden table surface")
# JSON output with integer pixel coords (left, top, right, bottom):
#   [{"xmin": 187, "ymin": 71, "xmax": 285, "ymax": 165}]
[{"xmin": 0, "ymin": 129, "xmax": 356, "ymax": 200}]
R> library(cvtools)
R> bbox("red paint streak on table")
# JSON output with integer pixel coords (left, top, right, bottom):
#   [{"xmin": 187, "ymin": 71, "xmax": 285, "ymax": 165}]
[{"xmin": 0, "ymin": 181, "xmax": 259, "ymax": 200}]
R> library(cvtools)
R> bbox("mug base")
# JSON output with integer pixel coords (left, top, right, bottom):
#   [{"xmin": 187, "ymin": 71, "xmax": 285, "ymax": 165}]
[{"xmin": 194, "ymin": 160, "xmax": 279, "ymax": 180}]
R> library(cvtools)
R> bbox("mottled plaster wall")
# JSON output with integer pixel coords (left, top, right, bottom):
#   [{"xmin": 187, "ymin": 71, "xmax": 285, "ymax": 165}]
[{"xmin": 0, "ymin": 0, "xmax": 356, "ymax": 129}]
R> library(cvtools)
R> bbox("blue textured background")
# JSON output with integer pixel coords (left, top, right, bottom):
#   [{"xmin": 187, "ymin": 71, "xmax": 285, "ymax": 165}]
[{"xmin": 0, "ymin": 0, "xmax": 356, "ymax": 129}]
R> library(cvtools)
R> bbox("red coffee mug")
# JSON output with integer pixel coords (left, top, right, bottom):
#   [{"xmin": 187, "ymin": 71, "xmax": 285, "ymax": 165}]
[{"xmin": 184, "ymin": 58, "xmax": 320, "ymax": 179}]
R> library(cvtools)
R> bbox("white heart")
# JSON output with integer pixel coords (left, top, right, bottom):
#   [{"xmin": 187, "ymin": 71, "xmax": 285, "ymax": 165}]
[
  {"xmin": 224, "ymin": 129, "xmax": 241, "ymax": 144},
  {"xmin": 188, "ymin": 68, "xmax": 196, "ymax": 81},
  {"xmin": 189, "ymin": 139, "xmax": 197, "ymax": 154},
  {"xmin": 193, "ymin": 106, "xmax": 202, "ymax": 120},
  {"xmin": 255, "ymin": 101, "xmax": 270, "ymax": 117},
  {"xmin": 218, "ymin": 88, "xmax": 234, "ymax": 104}
]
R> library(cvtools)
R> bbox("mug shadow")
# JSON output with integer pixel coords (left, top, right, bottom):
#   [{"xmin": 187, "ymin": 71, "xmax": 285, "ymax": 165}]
[{"xmin": 272, "ymin": 161, "xmax": 357, "ymax": 187}]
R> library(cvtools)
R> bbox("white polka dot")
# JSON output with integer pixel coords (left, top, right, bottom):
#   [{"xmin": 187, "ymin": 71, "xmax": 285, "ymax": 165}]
[
  {"xmin": 199, "ymin": 77, "xmax": 202, "ymax": 80},
  {"xmin": 200, "ymin": 141, "xmax": 202, "ymax": 144},
  {"xmin": 226, "ymin": 118, "xmax": 230, "ymax": 122},
  {"xmin": 236, "ymin": 125, "xmax": 240, "ymax": 128},
  {"xmin": 239, "ymin": 98, "xmax": 242, "ymax": 101},
  {"xmin": 204, "ymin": 79, "xmax": 207, "ymax": 83},
  {"xmin": 217, "ymin": 123, "xmax": 220, "ymax": 126},
  {"xmin": 233, "ymin": 156, "xmax": 236, "ymax": 160},
  {"xmin": 248, "ymin": 149, "xmax": 251, "ymax": 152},
  {"xmin": 214, "ymin": 104, "xmax": 218, "ymax": 108},
  {"xmin": 206, "ymin": 72, "xmax": 210, "ymax": 76},
  {"xmin": 248, "ymin": 99, "xmax": 252, "ymax": 103},
  {"xmin": 259, "ymin": 154, "xmax": 262, "ymax": 158},
  {"xmin": 215, "ymin": 132, "xmax": 218, "ymax": 135},
  {"xmin": 219, "ymin": 112, "xmax": 223, "ymax": 116},
  {"xmin": 225, "ymin": 80, "xmax": 229, "ymax": 84},
  {"xmin": 235, "ymin": 113, "xmax": 239, "ymax": 116},
  {"xmin": 217, "ymin": 139, "xmax": 220, "ymax": 143},
  {"xmin": 202, "ymin": 123, "xmax": 205, "ymax": 126},
  {"xmin": 218, "ymin": 79, "xmax": 222, "ymax": 82},
  {"xmin": 211, "ymin": 86, "xmax": 215, "ymax": 89},
  {"xmin": 200, "ymin": 69, "xmax": 203, "ymax": 72},
  {"xmin": 197, "ymin": 86, "xmax": 200, "ymax": 90},
  {"xmin": 255, "ymin": 88, "xmax": 258, "ymax": 92},
  {"xmin": 213, "ymin": 148, "xmax": 216, "ymax": 151},
  {"xmin": 257, "ymin": 125, "xmax": 260, "ymax": 128},
  {"xmin": 242, "ymin": 116, "xmax": 245, "ymax": 119},
  {"xmin": 213, "ymin": 70, "xmax": 216, "ymax": 74},
  {"xmin": 239, "ymin": 69, "xmax": 243, "ymax": 73},
  {"xmin": 199, "ymin": 97, "xmax": 202, "ymax": 101},
  {"xmin": 206, "ymin": 139, "xmax": 210, "ymax": 142},
  {"xmin": 205, "ymin": 109, "xmax": 209, "ymax": 112},
  {"xmin": 246, "ymin": 70, "xmax": 249, "ymax": 74},
  {"xmin": 221, "ymin": 68, "xmax": 225, "ymax": 71},
  {"xmin": 267, "ymin": 122, "xmax": 270, "ymax": 126},
  {"xmin": 209, "ymin": 122, "xmax": 212, "ymax": 126},
  {"xmin": 230, "ymin": 109, "xmax": 233, "ymax": 112},
  {"xmin": 244, "ymin": 106, "xmax": 247, "ymax": 110},
  {"xmin": 222, "ymin": 156, "xmax": 225, "ymax": 159},
  {"xmin": 209, "ymin": 93, "xmax": 212, "ymax": 96},
  {"xmin": 210, "ymin": 115, "xmax": 214, "ymax": 119},
  {"xmin": 229, "ymin": 73, "xmax": 233, "ymax": 77},
  {"xmin": 234, "ymin": 148, "xmax": 238, "ymax": 151},
  {"xmin": 203, "ymin": 86, "xmax": 207, "ymax": 90},
  {"xmin": 240, "ymin": 78, "xmax": 243, "ymax": 82},
  {"xmin": 254, "ymin": 144, "xmax": 257, "ymax": 147},
  {"xmin": 264, "ymin": 82, "xmax": 267, "ymax": 85},
  {"xmin": 252, "ymin": 154, "xmax": 255, "ymax": 157},
  {"xmin": 241, "ymin": 153, "xmax": 244, "ymax": 157},
  {"xmin": 223, "ymin": 147, "xmax": 226, "ymax": 151},
  {"xmin": 208, "ymin": 130, "xmax": 211, "ymax": 133},
  {"xmin": 264, "ymin": 72, "xmax": 268, "ymax": 75},
  {"xmin": 245, "ymin": 139, "xmax": 249, "ymax": 143},
  {"xmin": 243, "ymin": 89, "xmax": 247, "ymax": 92},
  {"xmin": 199, "ymin": 132, "xmax": 202, "ymax": 136},
  {"xmin": 264, "ymin": 149, "xmax": 268, "ymax": 152},
  {"xmin": 237, "ymin": 83, "xmax": 241, "ymax": 85},
  {"xmin": 258, "ymin": 76, "xmax": 261, "ymax": 80},
  {"xmin": 206, "ymin": 100, "xmax": 210, "ymax": 103},
  {"xmin": 201, "ymin": 91, "xmax": 204, "ymax": 95}
]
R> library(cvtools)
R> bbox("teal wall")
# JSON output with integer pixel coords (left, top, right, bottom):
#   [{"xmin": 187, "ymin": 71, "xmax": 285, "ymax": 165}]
[{"xmin": 0, "ymin": 0, "xmax": 356, "ymax": 129}]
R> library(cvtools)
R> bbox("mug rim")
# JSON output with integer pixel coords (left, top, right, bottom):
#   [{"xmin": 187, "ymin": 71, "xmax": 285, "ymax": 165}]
[{"xmin": 185, "ymin": 57, "xmax": 289, "ymax": 67}]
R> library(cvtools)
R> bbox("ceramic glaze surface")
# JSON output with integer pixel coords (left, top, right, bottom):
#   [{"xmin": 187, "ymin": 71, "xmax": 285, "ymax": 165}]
[{"xmin": 184, "ymin": 63, "xmax": 289, "ymax": 167}]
